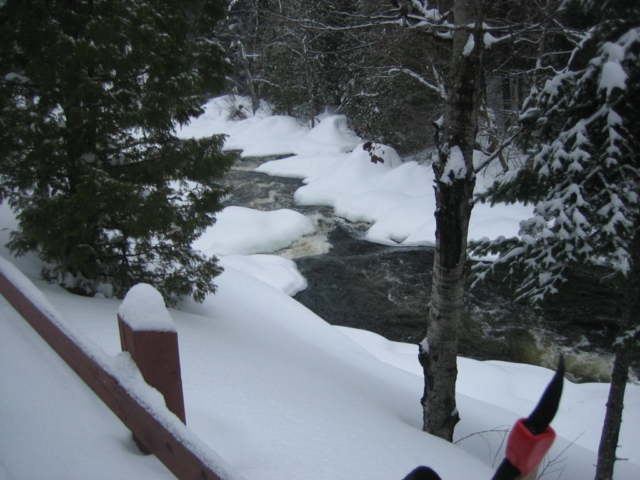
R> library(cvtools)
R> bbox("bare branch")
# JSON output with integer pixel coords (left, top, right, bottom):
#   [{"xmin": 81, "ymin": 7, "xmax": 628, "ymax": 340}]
[
  {"xmin": 474, "ymin": 127, "xmax": 525, "ymax": 174},
  {"xmin": 388, "ymin": 67, "xmax": 446, "ymax": 99}
]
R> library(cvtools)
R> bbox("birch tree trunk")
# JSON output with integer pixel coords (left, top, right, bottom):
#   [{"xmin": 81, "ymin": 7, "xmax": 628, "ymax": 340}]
[{"xmin": 419, "ymin": 0, "xmax": 484, "ymax": 442}]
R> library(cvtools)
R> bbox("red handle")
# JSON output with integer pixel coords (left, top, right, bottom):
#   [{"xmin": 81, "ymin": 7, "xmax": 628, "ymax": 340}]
[{"xmin": 506, "ymin": 419, "xmax": 556, "ymax": 477}]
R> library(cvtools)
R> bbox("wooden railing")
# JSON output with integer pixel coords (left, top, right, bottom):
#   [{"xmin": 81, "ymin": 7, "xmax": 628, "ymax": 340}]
[{"xmin": 0, "ymin": 260, "xmax": 235, "ymax": 480}]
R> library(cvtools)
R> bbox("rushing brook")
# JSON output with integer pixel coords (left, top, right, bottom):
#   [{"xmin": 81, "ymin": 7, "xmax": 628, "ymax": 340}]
[{"xmin": 221, "ymin": 155, "xmax": 637, "ymax": 383}]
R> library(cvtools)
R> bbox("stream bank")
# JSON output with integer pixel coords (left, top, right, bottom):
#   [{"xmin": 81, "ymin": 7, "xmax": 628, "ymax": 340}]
[{"xmin": 221, "ymin": 155, "xmax": 638, "ymax": 383}]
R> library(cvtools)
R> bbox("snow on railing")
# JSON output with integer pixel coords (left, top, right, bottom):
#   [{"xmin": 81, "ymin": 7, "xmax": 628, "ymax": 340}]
[{"xmin": 0, "ymin": 256, "xmax": 243, "ymax": 480}]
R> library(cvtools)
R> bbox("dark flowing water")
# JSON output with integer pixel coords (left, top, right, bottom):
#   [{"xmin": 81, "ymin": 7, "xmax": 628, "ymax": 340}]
[{"xmin": 221, "ymin": 155, "xmax": 638, "ymax": 383}]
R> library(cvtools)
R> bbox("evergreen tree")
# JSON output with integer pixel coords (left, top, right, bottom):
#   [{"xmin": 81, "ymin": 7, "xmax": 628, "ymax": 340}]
[
  {"xmin": 0, "ymin": 0, "xmax": 235, "ymax": 304},
  {"xmin": 470, "ymin": 1, "xmax": 639, "ymax": 477}
]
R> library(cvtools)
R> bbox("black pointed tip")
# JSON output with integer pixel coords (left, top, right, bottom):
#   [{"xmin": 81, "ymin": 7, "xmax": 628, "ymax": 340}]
[
  {"xmin": 402, "ymin": 466, "xmax": 443, "ymax": 480},
  {"xmin": 557, "ymin": 352, "xmax": 565, "ymax": 376},
  {"xmin": 525, "ymin": 352, "xmax": 566, "ymax": 434}
]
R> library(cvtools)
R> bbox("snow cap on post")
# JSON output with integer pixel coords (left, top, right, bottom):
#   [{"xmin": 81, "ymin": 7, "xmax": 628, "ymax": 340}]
[{"xmin": 118, "ymin": 283, "xmax": 176, "ymax": 332}]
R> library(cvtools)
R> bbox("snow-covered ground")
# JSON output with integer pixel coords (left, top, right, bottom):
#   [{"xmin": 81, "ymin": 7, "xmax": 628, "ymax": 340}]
[{"xmin": 1, "ymin": 95, "xmax": 638, "ymax": 480}]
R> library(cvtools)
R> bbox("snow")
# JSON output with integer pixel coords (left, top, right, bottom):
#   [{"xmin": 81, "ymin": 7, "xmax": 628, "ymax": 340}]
[
  {"xmin": 226, "ymin": 115, "xmax": 307, "ymax": 157},
  {"xmin": 178, "ymin": 97, "xmax": 532, "ymax": 248},
  {"xmin": 440, "ymin": 146, "xmax": 468, "ymax": 184},
  {"xmin": 596, "ymin": 30, "xmax": 638, "ymax": 100},
  {"xmin": 0, "ymin": 256, "xmax": 241, "ymax": 480},
  {"xmin": 462, "ymin": 34, "xmax": 475, "ymax": 56},
  {"xmin": 5, "ymin": 254, "xmax": 639, "ymax": 480},
  {"xmin": 255, "ymin": 152, "xmax": 344, "ymax": 179},
  {"xmin": 294, "ymin": 143, "xmax": 404, "ymax": 210},
  {"xmin": 0, "ymin": 302, "xmax": 175, "ymax": 480},
  {"xmin": 218, "ymin": 255, "xmax": 307, "ymax": 296},
  {"xmin": 118, "ymin": 283, "xmax": 176, "ymax": 332},
  {"xmin": 599, "ymin": 60, "xmax": 627, "ymax": 96},
  {"xmin": 4, "ymin": 72, "xmax": 30, "ymax": 83},
  {"xmin": 1, "ymin": 96, "xmax": 639, "ymax": 480},
  {"xmin": 258, "ymin": 146, "xmax": 529, "ymax": 248},
  {"xmin": 178, "ymin": 97, "xmax": 360, "ymax": 158},
  {"xmin": 192, "ymin": 206, "xmax": 315, "ymax": 256},
  {"xmin": 483, "ymin": 32, "xmax": 500, "ymax": 48}
]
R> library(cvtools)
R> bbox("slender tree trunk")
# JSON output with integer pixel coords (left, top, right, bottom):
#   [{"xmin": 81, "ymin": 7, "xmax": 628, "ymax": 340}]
[
  {"xmin": 595, "ymin": 349, "xmax": 630, "ymax": 480},
  {"xmin": 595, "ymin": 223, "xmax": 640, "ymax": 480},
  {"xmin": 302, "ymin": 38, "xmax": 316, "ymax": 128},
  {"xmin": 419, "ymin": 0, "xmax": 484, "ymax": 442},
  {"xmin": 239, "ymin": 43, "xmax": 259, "ymax": 114}
]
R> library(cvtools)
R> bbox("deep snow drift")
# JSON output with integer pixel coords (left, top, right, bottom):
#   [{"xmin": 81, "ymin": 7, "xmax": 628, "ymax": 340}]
[{"xmin": 0, "ymin": 95, "xmax": 638, "ymax": 480}]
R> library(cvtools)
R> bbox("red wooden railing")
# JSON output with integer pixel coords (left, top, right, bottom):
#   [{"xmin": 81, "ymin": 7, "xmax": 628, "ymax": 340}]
[{"xmin": 0, "ymin": 265, "xmax": 231, "ymax": 480}]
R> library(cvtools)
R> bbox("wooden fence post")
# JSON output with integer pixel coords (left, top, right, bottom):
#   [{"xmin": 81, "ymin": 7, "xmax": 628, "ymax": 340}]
[
  {"xmin": 0, "ymin": 260, "xmax": 229, "ymax": 480},
  {"xmin": 117, "ymin": 284, "xmax": 186, "ymax": 453}
]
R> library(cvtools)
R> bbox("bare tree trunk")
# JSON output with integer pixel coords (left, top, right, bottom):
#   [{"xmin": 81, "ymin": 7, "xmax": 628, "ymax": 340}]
[
  {"xmin": 509, "ymin": 76, "xmax": 519, "ymax": 114},
  {"xmin": 239, "ymin": 43, "xmax": 260, "ymax": 114},
  {"xmin": 595, "ymin": 223, "xmax": 640, "ymax": 480},
  {"xmin": 595, "ymin": 349, "xmax": 630, "ymax": 480},
  {"xmin": 419, "ymin": 0, "xmax": 484, "ymax": 442},
  {"xmin": 302, "ymin": 37, "xmax": 316, "ymax": 128}
]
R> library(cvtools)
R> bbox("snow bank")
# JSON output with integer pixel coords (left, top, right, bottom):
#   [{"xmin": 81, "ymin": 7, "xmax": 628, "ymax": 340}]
[
  {"xmin": 218, "ymin": 254, "xmax": 307, "ymax": 296},
  {"xmin": 226, "ymin": 115, "xmax": 307, "ymax": 157},
  {"xmin": 255, "ymin": 152, "xmax": 349, "ymax": 179},
  {"xmin": 179, "ymin": 97, "xmax": 360, "ymax": 158},
  {"xmin": 8, "ymin": 259, "xmax": 638, "ymax": 480},
  {"xmin": 259, "ymin": 146, "xmax": 532, "ymax": 247},
  {"xmin": 177, "ymin": 95, "xmax": 272, "ymax": 140},
  {"xmin": 337, "ymin": 326, "xmax": 640, "ymax": 479},
  {"xmin": 174, "ymin": 266, "xmax": 495, "ymax": 480},
  {"xmin": 180, "ymin": 96, "xmax": 534, "ymax": 249},
  {"xmin": 226, "ymin": 112, "xmax": 361, "ymax": 158},
  {"xmin": 294, "ymin": 143, "xmax": 403, "ymax": 207},
  {"xmin": 179, "ymin": 95, "xmax": 532, "ymax": 249},
  {"xmin": 0, "ymin": 256, "xmax": 244, "ymax": 480},
  {"xmin": 288, "ymin": 113, "xmax": 361, "ymax": 154},
  {"xmin": 193, "ymin": 206, "xmax": 315, "ymax": 256}
]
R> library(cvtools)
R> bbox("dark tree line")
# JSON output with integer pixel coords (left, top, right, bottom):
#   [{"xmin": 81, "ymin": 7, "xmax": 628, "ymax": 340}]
[{"xmin": 221, "ymin": 0, "xmax": 573, "ymax": 157}]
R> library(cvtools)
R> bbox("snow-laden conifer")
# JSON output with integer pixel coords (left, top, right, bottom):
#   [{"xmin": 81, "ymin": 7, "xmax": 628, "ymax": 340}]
[
  {"xmin": 471, "ymin": 5, "xmax": 639, "ymax": 305},
  {"xmin": 0, "ymin": 0, "xmax": 235, "ymax": 304},
  {"xmin": 470, "ymin": 2, "xmax": 639, "ymax": 478}
]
